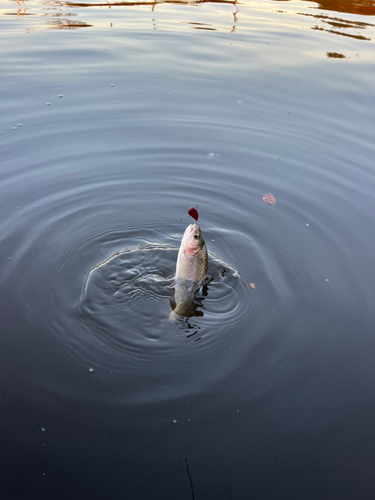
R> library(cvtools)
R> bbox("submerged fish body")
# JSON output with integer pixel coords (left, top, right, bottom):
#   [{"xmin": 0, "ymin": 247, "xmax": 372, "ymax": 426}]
[{"xmin": 170, "ymin": 223, "xmax": 208, "ymax": 318}]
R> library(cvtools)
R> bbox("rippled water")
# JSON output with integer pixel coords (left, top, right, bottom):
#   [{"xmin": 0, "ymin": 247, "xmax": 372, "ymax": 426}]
[{"xmin": 1, "ymin": 0, "xmax": 375, "ymax": 497}]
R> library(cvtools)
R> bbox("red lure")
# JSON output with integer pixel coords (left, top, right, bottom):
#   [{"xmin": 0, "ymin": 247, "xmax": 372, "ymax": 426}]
[{"xmin": 187, "ymin": 206, "xmax": 199, "ymax": 222}]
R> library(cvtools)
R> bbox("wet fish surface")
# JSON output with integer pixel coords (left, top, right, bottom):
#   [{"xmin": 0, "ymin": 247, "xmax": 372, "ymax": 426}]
[{"xmin": 170, "ymin": 223, "xmax": 208, "ymax": 318}]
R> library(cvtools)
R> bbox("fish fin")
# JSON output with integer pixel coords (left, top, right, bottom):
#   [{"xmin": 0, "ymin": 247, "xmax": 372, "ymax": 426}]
[{"xmin": 197, "ymin": 274, "xmax": 212, "ymax": 287}]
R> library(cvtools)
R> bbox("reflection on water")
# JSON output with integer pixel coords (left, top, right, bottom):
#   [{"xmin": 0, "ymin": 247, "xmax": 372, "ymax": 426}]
[
  {"xmin": 308, "ymin": 13, "xmax": 373, "ymax": 40},
  {"xmin": 306, "ymin": 0, "xmax": 375, "ymax": 16},
  {"xmin": 2, "ymin": 0, "xmax": 374, "ymax": 43},
  {"xmin": 326, "ymin": 50, "xmax": 346, "ymax": 57}
]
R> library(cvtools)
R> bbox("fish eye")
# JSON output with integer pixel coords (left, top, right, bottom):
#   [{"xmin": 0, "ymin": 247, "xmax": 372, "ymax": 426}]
[{"xmin": 194, "ymin": 234, "xmax": 199, "ymax": 240}]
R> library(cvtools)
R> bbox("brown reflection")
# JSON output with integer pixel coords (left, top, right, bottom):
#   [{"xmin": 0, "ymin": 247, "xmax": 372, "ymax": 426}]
[
  {"xmin": 305, "ymin": 13, "xmax": 373, "ymax": 40},
  {"xmin": 270, "ymin": 0, "xmax": 375, "ymax": 42},
  {"xmin": 57, "ymin": 0, "xmax": 240, "ymax": 31},
  {"xmin": 326, "ymin": 51, "xmax": 346, "ymax": 57},
  {"xmin": 298, "ymin": 6, "xmax": 374, "ymax": 41},
  {"xmin": 65, "ymin": 0, "xmax": 238, "ymax": 7},
  {"xmin": 182, "ymin": 21, "xmax": 217, "ymax": 31},
  {"xmin": 275, "ymin": 0, "xmax": 375, "ymax": 16},
  {"xmin": 44, "ymin": 10, "xmax": 93, "ymax": 28},
  {"xmin": 48, "ymin": 18, "xmax": 93, "ymax": 28},
  {"xmin": 306, "ymin": 0, "xmax": 375, "ymax": 17}
]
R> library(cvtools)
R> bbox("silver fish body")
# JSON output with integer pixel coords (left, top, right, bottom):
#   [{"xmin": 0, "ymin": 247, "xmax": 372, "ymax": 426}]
[{"xmin": 170, "ymin": 223, "xmax": 208, "ymax": 318}]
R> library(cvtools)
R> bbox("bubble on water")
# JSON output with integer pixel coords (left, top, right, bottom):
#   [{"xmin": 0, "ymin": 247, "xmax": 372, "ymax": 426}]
[
  {"xmin": 57, "ymin": 95, "xmax": 63, "ymax": 98},
  {"xmin": 173, "ymin": 420, "xmax": 177, "ymax": 423},
  {"xmin": 46, "ymin": 103, "xmax": 51, "ymax": 106},
  {"xmin": 305, "ymin": 223, "xmax": 310, "ymax": 227},
  {"xmin": 41, "ymin": 427, "xmax": 46, "ymax": 432},
  {"xmin": 110, "ymin": 84, "xmax": 115, "ymax": 87},
  {"xmin": 18, "ymin": 124, "xmax": 22, "ymax": 127},
  {"xmin": 89, "ymin": 368, "xmax": 94, "ymax": 372},
  {"xmin": 13, "ymin": 127, "xmax": 17, "ymax": 130},
  {"xmin": 168, "ymin": 93, "xmax": 171, "ymax": 96}
]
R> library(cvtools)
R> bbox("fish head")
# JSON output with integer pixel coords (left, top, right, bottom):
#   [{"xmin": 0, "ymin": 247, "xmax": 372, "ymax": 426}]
[{"xmin": 182, "ymin": 224, "xmax": 205, "ymax": 255}]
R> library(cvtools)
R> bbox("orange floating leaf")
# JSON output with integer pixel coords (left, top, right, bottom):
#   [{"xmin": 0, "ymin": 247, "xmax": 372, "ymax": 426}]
[
  {"xmin": 249, "ymin": 283, "xmax": 256, "ymax": 289},
  {"xmin": 262, "ymin": 193, "xmax": 276, "ymax": 205}
]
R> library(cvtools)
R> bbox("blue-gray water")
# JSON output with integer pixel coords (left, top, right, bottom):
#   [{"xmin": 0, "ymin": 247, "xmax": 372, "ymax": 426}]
[{"xmin": 1, "ymin": 0, "xmax": 375, "ymax": 497}]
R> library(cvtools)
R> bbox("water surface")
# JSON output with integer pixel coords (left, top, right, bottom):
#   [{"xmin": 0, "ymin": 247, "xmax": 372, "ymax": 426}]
[{"xmin": 1, "ymin": 0, "xmax": 375, "ymax": 497}]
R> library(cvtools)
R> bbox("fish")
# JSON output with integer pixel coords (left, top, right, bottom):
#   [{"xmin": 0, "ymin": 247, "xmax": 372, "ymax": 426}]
[{"xmin": 170, "ymin": 223, "xmax": 208, "ymax": 319}]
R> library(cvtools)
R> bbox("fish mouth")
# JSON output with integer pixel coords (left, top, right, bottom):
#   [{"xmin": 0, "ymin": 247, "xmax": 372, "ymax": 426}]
[
  {"xmin": 184, "ymin": 223, "xmax": 200, "ymax": 238},
  {"xmin": 183, "ymin": 224, "xmax": 201, "ymax": 253}
]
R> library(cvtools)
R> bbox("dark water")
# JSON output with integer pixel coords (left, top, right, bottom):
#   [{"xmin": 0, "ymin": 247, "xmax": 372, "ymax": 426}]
[{"xmin": 1, "ymin": 0, "xmax": 375, "ymax": 497}]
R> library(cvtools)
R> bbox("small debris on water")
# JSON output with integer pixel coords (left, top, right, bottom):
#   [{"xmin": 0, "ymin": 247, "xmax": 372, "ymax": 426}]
[
  {"xmin": 57, "ymin": 95, "xmax": 63, "ymax": 98},
  {"xmin": 249, "ymin": 283, "xmax": 256, "ymax": 289},
  {"xmin": 18, "ymin": 124, "xmax": 22, "ymax": 127},
  {"xmin": 110, "ymin": 84, "xmax": 115, "ymax": 87},
  {"xmin": 220, "ymin": 268, "xmax": 226, "ymax": 278},
  {"xmin": 262, "ymin": 193, "xmax": 276, "ymax": 205}
]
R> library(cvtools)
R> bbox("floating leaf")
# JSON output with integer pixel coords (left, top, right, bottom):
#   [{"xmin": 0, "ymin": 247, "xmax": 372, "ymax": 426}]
[
  {"xmin": 249, "ymin": 283, "xmax": 256, "ymax": 289},
  {"xmin": 187, "ymin": 206, "xmax": 199, "ymax": 222},
  {"xmin": 262, "ymin": 193, "xmax": 276, "ymax": 205}
]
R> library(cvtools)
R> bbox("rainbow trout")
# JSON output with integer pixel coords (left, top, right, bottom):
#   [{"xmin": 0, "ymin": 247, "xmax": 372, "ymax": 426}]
[{"xmin": 170, "ymin": 223, "xmax": 208, "ymax": 318}]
